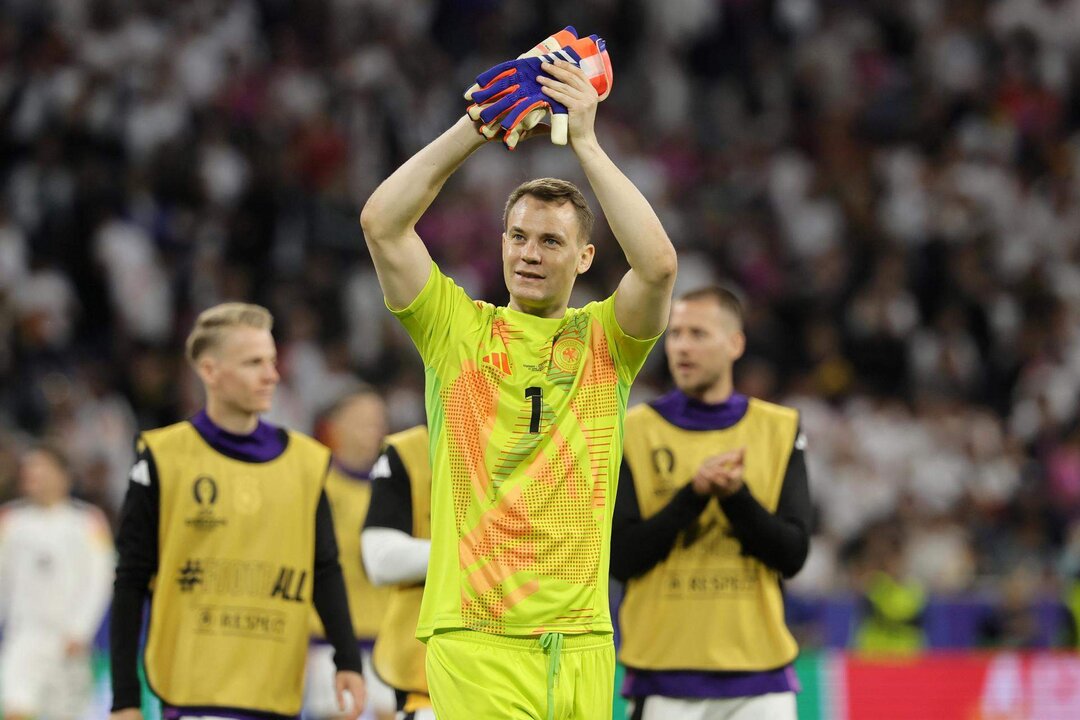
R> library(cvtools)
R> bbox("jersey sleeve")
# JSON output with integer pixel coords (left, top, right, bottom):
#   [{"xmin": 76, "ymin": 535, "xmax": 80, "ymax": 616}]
[
  {"xmin": 593, "ymin": 293, "xmax": 662, "ymax": 384},
  {"xmin": 389, "ymin": 262, "xmax": 482, "ymax": 365}
]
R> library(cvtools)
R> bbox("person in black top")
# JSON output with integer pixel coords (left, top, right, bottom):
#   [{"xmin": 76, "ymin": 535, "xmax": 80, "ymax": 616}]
[
  {"xmin": 612, "ymin": 286, "xmax": 812, "ymax": 720},
  {"xmin": 109, "ymin": 303, "xmax": 365, "ymax": 720}
]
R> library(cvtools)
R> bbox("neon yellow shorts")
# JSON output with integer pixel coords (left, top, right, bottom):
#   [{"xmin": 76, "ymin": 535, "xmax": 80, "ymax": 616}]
[{"xmin": 425, "ymin": 630, "xmax": 615, "ymax": 720}]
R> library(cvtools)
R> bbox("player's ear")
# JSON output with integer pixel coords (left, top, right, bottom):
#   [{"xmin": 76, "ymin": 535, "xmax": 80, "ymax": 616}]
[
  {"xmin": 730, "ymin": 331, "xmax": 747, "ymax": 362},
  {"xmin": 576, "ymin": 243, "xmax": 595, "ymax": 274},
  {"xmin": 195, "ymin": 354, "xmax": 218, "ymax": 387}
]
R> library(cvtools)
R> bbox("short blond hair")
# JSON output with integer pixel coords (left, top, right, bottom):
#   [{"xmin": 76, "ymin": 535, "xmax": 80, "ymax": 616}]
[{"xmin": 185, "ymin": 302, "xmax": 274, "ymax": 364}]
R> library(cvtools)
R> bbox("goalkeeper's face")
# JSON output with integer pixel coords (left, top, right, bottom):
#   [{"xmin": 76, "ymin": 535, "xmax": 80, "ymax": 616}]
[
  {"xmin": 199, "ymin": 326, "xmax": 281, "ymax": 416},
  {"xmin": 502, "ymin": 196, "xmax": 594, "ymax": 317}
]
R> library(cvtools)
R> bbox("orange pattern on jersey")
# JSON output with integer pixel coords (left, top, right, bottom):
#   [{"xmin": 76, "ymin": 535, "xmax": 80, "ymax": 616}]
[
  {"xmin": 491, "ymin": 317, "xmax": 523, "ymax": 346},
  {"xmin": 443, "ymin": 361, "xmax": 500, "ymax": 510},
  {"xmin": 523, "ymin": 465, "xmax": 602, "ymax": 591},
  {"xmin": 465, "ymin": 579, "xmax": 542, "ymax": 630},
  {"xmin": 528, "ymin": 427, "xmax": 586, "ymax": 500},
  {"xmin": 481, "ymin": 352, "xmax": 511, "ymax": 375},
  {"xmin": 458, "ymin": 485, "xmax": 531, "ymax": 570},
  {"xmin": 494, "ymin": 416, "xmax": 601, "ymax": 625},
  {"xmin": 571, "ymin": 319, "xmax": 619, "ymax": 510},
  {"xmin": 446, "ymin": 314, "xmax": 624, "ymax": 633},
  {"xmin": 457, "ymin": 485, "xmax": 542, "ymax": 629},
  {"xmin": 491, "ymin": 386, "xmax": 547, "ymax": 489}
]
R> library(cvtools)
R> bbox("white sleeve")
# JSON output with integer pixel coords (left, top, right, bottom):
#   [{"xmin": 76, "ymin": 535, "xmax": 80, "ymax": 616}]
[
  {"xmin": 361, "ymin": 526, "xmax": 430, "ymax": 586},
  {"xmin": 67, "ymin": 510, "xmax": 116, "ymax": 643}
]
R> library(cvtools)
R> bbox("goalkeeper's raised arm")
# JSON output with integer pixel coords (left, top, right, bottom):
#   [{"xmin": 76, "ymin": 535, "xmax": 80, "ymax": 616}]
[
  {"xmin": 539, "ymin": 59, "xmax": 677, "ymax": 340},
  {"xmin": 360, "ymin": 43, "xmax": 676, "ymax": 329},
  {"xmin": 359, "ymin": 116, "xmax": 487, "ymax": 311},
  {"xmin": 360, "ymin": 27, "xmax": 583, "ymax": 313}
]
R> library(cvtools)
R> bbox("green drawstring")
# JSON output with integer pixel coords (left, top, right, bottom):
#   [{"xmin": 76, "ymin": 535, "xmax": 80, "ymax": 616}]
[{"xmin": 539, "ymin": 632, "xmax": 564, "ymax": 720}]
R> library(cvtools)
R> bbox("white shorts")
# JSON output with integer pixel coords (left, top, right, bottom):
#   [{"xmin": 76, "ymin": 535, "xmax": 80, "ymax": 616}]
[
  {"xmin": 632, "ymin": 692, "xmax": 797, "ymax": 720},
  {"xmin": 0, "ymin": 630, "xmax": 93, "ymax": 720},
  {"xmin": 304, "ymin": 644, "xmax": 396, "ymax": 720}
]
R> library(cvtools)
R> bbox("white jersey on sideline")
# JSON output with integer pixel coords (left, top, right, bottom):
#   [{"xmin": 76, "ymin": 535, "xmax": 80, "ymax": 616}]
[{"xmin": 0, "ymin": 499, "xmax": 115, "ymax": 641}]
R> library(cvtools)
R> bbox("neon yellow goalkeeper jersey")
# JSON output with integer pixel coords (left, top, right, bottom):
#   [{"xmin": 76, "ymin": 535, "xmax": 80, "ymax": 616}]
[{"xmin": 391, "ymin": 264, "xmax": 658, "ymax": 639}]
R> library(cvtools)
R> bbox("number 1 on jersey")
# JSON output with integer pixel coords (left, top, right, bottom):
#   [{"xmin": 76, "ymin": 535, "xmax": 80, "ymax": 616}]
[{"xmin": 525, "ymin": 386, "xmax": 543, "ymax": 433}]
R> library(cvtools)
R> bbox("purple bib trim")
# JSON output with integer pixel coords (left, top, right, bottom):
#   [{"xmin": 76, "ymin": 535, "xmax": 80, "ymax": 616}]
[
  {"xmin": 623, "ymin": 665, "xmax": 800, "ymax": 699},
  {"xmin": 332, "ymin": 460, "xmax": 371, "ymax": 482},
  {"xmin": 190, "ymin": 410, "xmax": 287, "ymax": 463},
  {"xmin": 163, "ymin": 706, "xmax": 296, "ymax": 720},
  {"xmin": 649, "ymin": 390, "xmax": 750, "ymax": 431}
]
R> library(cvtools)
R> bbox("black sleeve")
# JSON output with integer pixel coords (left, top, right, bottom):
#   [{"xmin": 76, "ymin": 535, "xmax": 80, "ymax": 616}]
[
  {"xmin": 312, "ymin": 489, "xmax": 363, "ymax": 674},
  {"xmin": 110, "ymin": 444, "xmax": 160, "ymax": 711},
  {"xmin": 363, "ymin": 445, "xmax": 413, "ymax": 534},
  {"xmin": 718, "ymin": 434, "xmax": 811, "ymax": 578},
  {"xmin": 610, "ymin": 459, "xmax": 710, "ymax": 582}
]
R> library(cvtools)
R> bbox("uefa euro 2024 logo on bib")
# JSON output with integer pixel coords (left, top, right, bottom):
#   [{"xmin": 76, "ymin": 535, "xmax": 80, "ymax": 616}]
[{"xmin": 187, "ymin": 475, "xmax": 227, "ymax": 530}]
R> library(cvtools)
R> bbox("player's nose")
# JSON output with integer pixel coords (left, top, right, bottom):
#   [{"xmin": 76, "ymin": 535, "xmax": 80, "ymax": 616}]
[{"xmin": 521, "ymin": 239, "xmax": 542, "ymax": 262}]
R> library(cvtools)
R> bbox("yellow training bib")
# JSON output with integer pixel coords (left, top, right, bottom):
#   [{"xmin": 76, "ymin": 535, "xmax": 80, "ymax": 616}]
[
  {"xmin": 372, "ymin": 426, "xmax": 432, "ymax": 694},
  {"xmin": 619, "ymin": 399, "xmax": 800, "ymax": 671},
  {"xmin": 142, "ymin": 422, "xmax": 328, "ymax": 714},
  {"xmin": 309, "ymin": 464, "xmax": 390, "ymax": 641}
]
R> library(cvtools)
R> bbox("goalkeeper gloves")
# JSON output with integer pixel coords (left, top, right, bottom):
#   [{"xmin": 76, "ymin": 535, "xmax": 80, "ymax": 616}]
[
  {"xmin": 466, "ymin": 32, "xmax": 613, "ymax": 150},
  {"xmin": 464, "ymin": 25, "xmax": 581, "ymax": 122}
]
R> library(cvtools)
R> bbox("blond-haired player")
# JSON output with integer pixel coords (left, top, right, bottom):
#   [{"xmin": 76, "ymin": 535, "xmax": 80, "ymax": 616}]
[{"xmin": 109, "ymin": 303, "xmax": 365, "ymax": 720}]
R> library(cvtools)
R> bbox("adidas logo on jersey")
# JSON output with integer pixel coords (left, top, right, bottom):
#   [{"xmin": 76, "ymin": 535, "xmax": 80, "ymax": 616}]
[{"xmin": 482, "ymin": 352, "xmax": 511, "ymax": 374}]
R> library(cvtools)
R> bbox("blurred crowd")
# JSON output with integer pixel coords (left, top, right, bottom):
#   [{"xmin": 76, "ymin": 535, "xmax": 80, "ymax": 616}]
[{"xmin": 3, "ymin": 0, "xmax": 1080, "ymax": 643}]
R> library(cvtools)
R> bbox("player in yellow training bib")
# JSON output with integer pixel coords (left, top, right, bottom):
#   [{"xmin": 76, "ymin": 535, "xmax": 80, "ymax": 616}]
[
  {"xmin": 360, "ymin": 46, "xmax": 677, "ymax": 720},
  {"xmin": 305, "ymin": 388, "xmax": 396, "ymax": 720},
  {"xmin": 109, "ymin": 304, "xmax": 366, "ymax": 720},
  {"xmin": 612, "ymin": 287, "xmax": 812, "ymax": 720},
  {"xmin": 364, "ymin": 426, "xmax": 435, "ymax": 720}
]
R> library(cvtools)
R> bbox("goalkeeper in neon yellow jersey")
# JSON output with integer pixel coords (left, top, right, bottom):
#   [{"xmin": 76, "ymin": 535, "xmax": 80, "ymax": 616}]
[{"xmin": 360, "ymin": 50, "xmax": 677, "ymax": 720}]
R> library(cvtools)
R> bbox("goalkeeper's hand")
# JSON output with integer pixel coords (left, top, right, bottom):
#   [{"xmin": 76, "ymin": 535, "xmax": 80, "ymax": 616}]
[
  {"xmin": 467, "ymin": 35, "xmax": 612, "ymax": 150},
  {"xmin": 536, "ymin": 58, "xmax": 602, "ymax": 149},
  {"xmin": 464, "ymin": 25, "xmax": 579, "ymax": 118}
]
